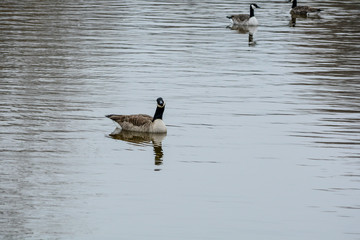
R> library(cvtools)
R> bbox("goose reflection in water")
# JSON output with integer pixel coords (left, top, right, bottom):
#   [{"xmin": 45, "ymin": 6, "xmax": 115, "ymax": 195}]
[
  {"xmin": 109, "ymin": 129, "xmax": 166, "ymax": 167},
  {"xmin": 227, "ymin": 25, "xmax": 258, "ymax": 46},
  {"xmin": 289, "ymin": 13, "xmax": 322, "ymax": 27}
]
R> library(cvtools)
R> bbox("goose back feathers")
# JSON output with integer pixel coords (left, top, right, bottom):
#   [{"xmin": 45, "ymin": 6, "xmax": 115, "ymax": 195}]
[
  {"xmin": 289, "ymin": 0, "xmax": 322, "ymax": 16},
  {"xmin": 227, "ymin": 3, "xmax": 260, "ymax": 26}
]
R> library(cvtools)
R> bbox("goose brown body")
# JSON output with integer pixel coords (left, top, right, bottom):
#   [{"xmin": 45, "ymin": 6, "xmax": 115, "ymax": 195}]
[
  {"xmin": 106, "ymin": 114, "xmax": 166, "ymax": 133},
  {"xmin": 227, "ymin": 4, "xmax": 260, "ymax": 26},
  {"xmin": 227, "ymin": 14, "xmax": 251, "ymax": 25},
  {"xmin": 289, "ymin": 0, "xmax": 322, "ymax": 16},
  {"xmin": 108, "ymin": 114, "xmax": 152, "ymax": 128}
]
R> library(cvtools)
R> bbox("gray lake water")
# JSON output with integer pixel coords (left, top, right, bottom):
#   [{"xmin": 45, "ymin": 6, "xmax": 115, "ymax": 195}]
[{"xmin": 1, "ymin": 0, "xmax": 360, "ymax": 239}]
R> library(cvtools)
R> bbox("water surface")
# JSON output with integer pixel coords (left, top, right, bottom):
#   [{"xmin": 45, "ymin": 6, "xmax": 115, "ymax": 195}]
[{"xmin": 1, "ymin": 0, "xmax": 360, "ymax": 239}]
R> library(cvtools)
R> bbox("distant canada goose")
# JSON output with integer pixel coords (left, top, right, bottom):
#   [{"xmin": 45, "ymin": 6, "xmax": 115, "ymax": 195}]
[
  {"xmin": 227, "ymin": 3, "xmax": 260, "ymax": 26},
  {"xmin": 106, "ymin": 97, "xmax": 167, "ymax": 133},
  {"xmin": 289, "ymin": 0, "xmax": 322, "ymax": 16}
]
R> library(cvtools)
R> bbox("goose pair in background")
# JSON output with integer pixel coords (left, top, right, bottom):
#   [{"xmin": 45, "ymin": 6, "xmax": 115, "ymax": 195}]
[
  {"xmin": 106, "ymin": 97, "xmax": 167, "ymax": 133},
  {"xmin": 227, "ymin": 0, "xmax": 322, "ymax": 27}
]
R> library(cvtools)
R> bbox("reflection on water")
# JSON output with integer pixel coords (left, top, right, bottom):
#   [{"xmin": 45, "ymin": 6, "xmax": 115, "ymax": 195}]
[
  {"xmin": 109, "ymin": 129, "xmax": 166, "ymax": 168},
  {"xmin": 289, "ymin": 14, "xmax": 322, "ymax": 27},
  {"xmin": 227, "ymin": 25, "xmax": 258, "ymax": 46},
  {"xmin": 1, "ymin": 0, "xmax": 360, "ymax": 239}
]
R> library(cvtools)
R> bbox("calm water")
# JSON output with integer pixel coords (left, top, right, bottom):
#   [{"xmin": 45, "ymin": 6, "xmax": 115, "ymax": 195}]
[{"xmin": 1, "ymin": 0, "xmax": 360, "ymax": 239}]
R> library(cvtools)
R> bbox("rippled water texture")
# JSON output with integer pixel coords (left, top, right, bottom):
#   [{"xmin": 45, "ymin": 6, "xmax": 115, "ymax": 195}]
[{"xmin": 1, "ymin": 0, "xmax": 360, "ymax": 239}]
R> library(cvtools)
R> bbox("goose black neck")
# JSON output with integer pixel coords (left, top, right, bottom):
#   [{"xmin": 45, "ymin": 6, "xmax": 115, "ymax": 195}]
[
  {"xmin": 292, "ymin": 0, "xmax": 297, "ymax": 8},
  {"xmin": 250, "ymin": 5, "xmax": 255, "ymax": 17},
  {"xmin": 153, "ymin": 106, "xmax": 165, "ymax": 121}
]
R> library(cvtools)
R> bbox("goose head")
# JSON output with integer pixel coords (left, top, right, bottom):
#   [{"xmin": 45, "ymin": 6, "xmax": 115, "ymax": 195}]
[
  {"xmin": 157, "ymin": 97, "xmax": 165, "ymax": 108},
  {"xmin": 251, "ymin": 3, "xmax": 260, "ymax": 10}
]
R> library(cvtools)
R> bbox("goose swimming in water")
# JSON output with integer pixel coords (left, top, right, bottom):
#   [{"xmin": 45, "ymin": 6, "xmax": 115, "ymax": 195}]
[
  {"xmin": 227, "ymin": 3, "xmax": 260, "ymax": 26},
  {"xmin": 106, "ymin": 97, "xmax": 167, "ymax": 133},
  {"xmin": 289, "ymin": 0, "xmax": 322, "ymax": 16}
]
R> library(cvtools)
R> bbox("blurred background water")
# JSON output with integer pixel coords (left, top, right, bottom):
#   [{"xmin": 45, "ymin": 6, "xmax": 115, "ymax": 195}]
[{"xmin": 0, "ymin": 0, "xmax": 360, "ymax": 239}]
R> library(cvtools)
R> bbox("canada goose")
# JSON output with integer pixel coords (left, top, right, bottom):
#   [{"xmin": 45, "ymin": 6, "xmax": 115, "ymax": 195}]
[
  {"xmin": 106, "ymin": 97, "xmax": 167, "ymax": 133},
  {"xmin": 227, "ymin": 3, "xmax": 260, "ymax": 26},
  {"xmin": 289, "ymin": 0, "xmax": 322, "ymax": 16}
]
